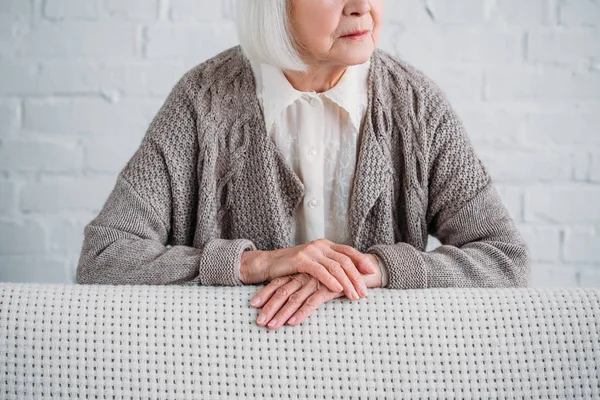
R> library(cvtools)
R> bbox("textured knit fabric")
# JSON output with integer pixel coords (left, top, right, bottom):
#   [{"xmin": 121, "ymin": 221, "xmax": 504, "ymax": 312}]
[
  {"xmin": 3, "ymin": 282, "xmax": 599, "ymax": 398},
  {"xmin": 249, "ymin": 57, "xmax": 389, "ymax": 286},
  {"xmin": 76, "ymin": 45, "xmax": 531, "ymax": 289}
]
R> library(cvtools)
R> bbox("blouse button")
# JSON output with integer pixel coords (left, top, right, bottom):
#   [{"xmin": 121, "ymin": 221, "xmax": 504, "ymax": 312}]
[
  {"xmin": 308, "ymin": 147, "xmax": 317, "ymax": 157},
  {"xmin": 308, "ymin": 97, "xmax": 318, "ymax": 107},
  {"xmin": 308, "ymin": 198, "xmax": 318, "ymax": 208}
]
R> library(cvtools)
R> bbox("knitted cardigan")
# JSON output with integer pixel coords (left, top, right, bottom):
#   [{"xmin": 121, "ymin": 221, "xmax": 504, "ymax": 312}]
[{"xmin": 76, "ymin": 45, "xmax": 531, "ymax": 290}]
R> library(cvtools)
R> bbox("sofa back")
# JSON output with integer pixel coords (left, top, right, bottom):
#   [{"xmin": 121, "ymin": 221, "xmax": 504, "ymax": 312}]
[{"xmin": 1, "ymin": 282, "xmax": 599, "ymax": 398}]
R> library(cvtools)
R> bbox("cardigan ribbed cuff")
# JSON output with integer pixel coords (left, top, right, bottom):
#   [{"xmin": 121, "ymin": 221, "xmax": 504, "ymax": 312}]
[
  {"xmin": 366, "ymin": 243, "xmax": 427, "ymax": 290},
  {"xmin": 197, "ymin": 238, "xmax": 257, "ymax": 286}
]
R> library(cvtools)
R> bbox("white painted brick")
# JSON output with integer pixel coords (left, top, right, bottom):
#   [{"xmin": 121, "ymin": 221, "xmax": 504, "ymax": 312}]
[
  {"xmin": 564, "ymin": 226, "xmax": 600, "ymax": 263},
  {"xmin": 425, "ymin": 0, "xmax": 484, "ymax": 24},
  {"xmin": 1, "ymin": 0, "xmax": 33, "ymax": 14},
  {"xmin": 0, "ymin": 15, "xmax": 28, "ymax": 58},
  {"xmin": 0, "ymin": 62, "xmax": 43, "ymax": 95},
  {"xmin": 0, "ymin": 100, "xmax": 18, "ymax": 136},
  {"xmin": 23, "ymin": 97, "xmax": 161, "ymax": 137},
  {"xmin": 93, "ymin": 62, "xmax": 185, "ymax": 96},
  {"xmin": 20, "ymin": 177, "xmax": 116, "ymax": 212},
  {"xmin": 0, "ymin": 140, "xmax": 82, "ymax": 172},
  {"xmin": 82, "ymin": 136, "xmax": 142, "ymax": 173},
  {"xmin": 525, "ymin": 186, "xmax": 600, "ymax": 223},
  {"xmin": 170, "ymin": 0, "xmax": 222, "ymax": 21},
  {"xmin": 0, "ymin": 60, "xmax": 185, "ymax": 96},
  {"xmin": 222, "ymin": 0, "xmax": 235, "ymax": 20},
  {"xmin": 418, "ymin": 66, "xmax": 483, "ymax": 103},
  {"xmin": 572, "ymin": 152, "xmax": 592, "ymax": 181},
  {"xmin": 528, "ymin": 30, "xmax": 600, "ymax": 64},
  {"xmin": 479, "ymin": 150, "xmax": 572, "ymax": 182},
  {"xmin": 578, "ymin": 268, "xmax": 600, "ymax": 287},
  {"xmin": 397, "ymin": 26, "xmax": 523, "ymax": 65},
  {"xmin": 495, "ymin": 185, "xmax": 523, "ymax": 222},
  {"xmin": 517, "ymin": 225, "xmax": 561, "ymax": 262},
  {"xmin": 591, "ymin": 153, "xmax": 600, "ymax": 182},
  {"xmin": 460, "ymin": 110, "xmax": 528, "ymax": 147},
  {"xmin": 527, "ymin": 113, "xmax": 600, "ymax": 145},
  {"xmin": 105, "ymin": 0, "xmax": 159, "ymax": 20},
  {"xmin": 0, "ymin": 220, "xmax": 47, "ymax": 254},
  {"xmin": 0, "ymin": 0, "xmax": 31, "ymax": 56},
  {"xmin": 490, "ymin": 0, "xmax": 549, "ymax": 26},
  {"xmin": 559, "ymin": 0, "xmax": 600, "ymax": 26},
  {"xmin": 1, "ymin": 61, "xmax": 123, "ymax": 96},
  {"xmin": 0, "ymin": 181, "xmax": 17, "ymax": 215},
  {"xmin": 530, "ymin": 263, "xmax": 579, "ymax": 287},
  {"xmin": 485, "ymin": 66, "xmax": 600, "ymax": 100},
  {"xmin": 17, "ymin": 22, "xmax": 138, "ymax": 57},
  {"xmin": 0, "ymin": 255, "xmax": 69, "ymax": 283},
  {"xmin": 43, "ymin": 0, "xmax": 98, "ymax": 20},
  {"xmin": 426, "ymin": 235, "xmax": 441, "ymax": 251},
  {"xmin": 374, "ymin": 23, "xmax": 404, "ymax": 59},
  {"xmin": 146, "ymin": 22, "xmax": 238, "ymax": 60},
  {"xmin": 45, "ymin": 217, "xmax": 86, "ymax": 253},
  {"xmin": 385, "ymin": 0, "xmax": 433, "ymax": 24}
]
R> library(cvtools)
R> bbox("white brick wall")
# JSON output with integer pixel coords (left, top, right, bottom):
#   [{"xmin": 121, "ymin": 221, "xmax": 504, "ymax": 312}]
[{"xmin": 0, "ymin": 0, "xmax": 598, "ymax": 286}]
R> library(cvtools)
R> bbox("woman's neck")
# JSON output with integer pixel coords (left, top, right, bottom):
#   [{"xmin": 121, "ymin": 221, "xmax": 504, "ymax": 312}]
[{"xmin": 282, "ymin": 62, "xmax": 348, "ymax": 93}]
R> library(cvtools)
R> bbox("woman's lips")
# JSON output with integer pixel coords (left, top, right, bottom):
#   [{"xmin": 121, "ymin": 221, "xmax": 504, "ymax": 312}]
[{"xmin": 341, "ymin": 30, "xmax": 370, "ymax": 40}]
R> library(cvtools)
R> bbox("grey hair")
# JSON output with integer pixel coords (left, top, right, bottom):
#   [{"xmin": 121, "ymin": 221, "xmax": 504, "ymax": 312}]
[{"xmin": 234, "ymin": 0, "xmax": 309, "ymax": 73}]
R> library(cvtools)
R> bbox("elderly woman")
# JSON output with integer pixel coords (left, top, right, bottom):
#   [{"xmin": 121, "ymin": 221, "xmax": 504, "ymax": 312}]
[{"xmin": 76, "ymin": 0, "xmax": 531, "ymax": 330}]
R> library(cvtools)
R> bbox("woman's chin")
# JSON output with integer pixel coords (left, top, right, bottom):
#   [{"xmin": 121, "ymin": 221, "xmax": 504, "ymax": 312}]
[{"xmin": 335, "ymin": 44, "xmax": 375, "ymax": 65}]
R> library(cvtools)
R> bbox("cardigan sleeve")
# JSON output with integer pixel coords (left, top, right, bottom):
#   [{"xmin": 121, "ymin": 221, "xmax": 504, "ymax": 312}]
[
  {"xmin": 366, "ymin": 102, "xmax": 531, "ymax": 290},
  {"xmin": 75, "ymin": 75, "xmax": 256, "ymax": 287},
  {"xmin": 76, "ymin": 173, "xmax": 256, "ymax": 286}
]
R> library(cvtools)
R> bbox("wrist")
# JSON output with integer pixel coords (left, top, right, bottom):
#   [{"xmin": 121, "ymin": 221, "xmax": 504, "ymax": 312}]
[
  {"xmin": 375, "ymin": 254, "xmax": 387, "ymax": 288},
  {"xmin": 240, "ymin": 250, "xmax": 267, "ymax": 284},
  {"xmin": 363, "ymin": 254, "xmax": 383, "ymax": 288}
]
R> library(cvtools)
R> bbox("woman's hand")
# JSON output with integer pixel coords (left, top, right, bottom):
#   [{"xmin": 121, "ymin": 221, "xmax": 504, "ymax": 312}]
[
  {"xmin": 240, "ymin": 238, "xmax": 378, "ymax": 301},
  {"xmin": 250, "ymin": 260, "xmax": 383, "ymax": 330}
]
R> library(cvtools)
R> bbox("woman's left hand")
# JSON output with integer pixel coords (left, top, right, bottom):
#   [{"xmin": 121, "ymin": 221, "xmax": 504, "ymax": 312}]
[
  {"xmin": 250, "ymin": 255, "xmax": 381, "ymax": 330},
  {"xmin": 250, "ymin": 273, "xmax": 345, "ymax": 330}
]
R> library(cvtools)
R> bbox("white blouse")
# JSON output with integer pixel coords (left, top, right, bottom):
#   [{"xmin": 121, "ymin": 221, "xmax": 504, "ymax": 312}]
[{"xmin": 249, "ymin": 57, "xmax": 388, "ymax": 287}]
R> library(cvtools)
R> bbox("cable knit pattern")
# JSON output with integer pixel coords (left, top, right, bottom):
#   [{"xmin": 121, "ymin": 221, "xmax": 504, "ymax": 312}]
[{"xmin": 76, "ymin": 45, "xmax": 530, "ymax": 289}]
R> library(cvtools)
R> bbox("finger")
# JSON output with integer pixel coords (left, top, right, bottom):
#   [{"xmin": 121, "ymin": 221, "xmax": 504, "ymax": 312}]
[
  {"xmin": 287, "ymin": 288, "xmax": 330, "ymax": 326},
  {"xmin": 256, "ymin": 275, "xmax": 306, "ymax": 327},
  {"xmin": 316, "ymin": 253, "xmax": 361, "ymax": 300},
  {"xmin": 323, "ymin": 249, "xmax": 368, "ymax": 299},
  {"xmin": 267, "ymin": 278, "xmax": 320, "ymax": 330},
  {"xmin": 250, "ymin": 276, "xmax": 291, "ymax": 308},
  {"xmin": 331, "ymin": 243, "xmax": 377, "ymax": 274},
  {"xmin": 297, "ymin": 258, "xmax": 345, "ymax": 293}
]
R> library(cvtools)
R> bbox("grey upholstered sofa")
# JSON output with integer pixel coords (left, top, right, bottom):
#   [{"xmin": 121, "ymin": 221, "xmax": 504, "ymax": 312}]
[{"xmin": 1, "ymin": 282, "xmax": 599, "ymax": 399}]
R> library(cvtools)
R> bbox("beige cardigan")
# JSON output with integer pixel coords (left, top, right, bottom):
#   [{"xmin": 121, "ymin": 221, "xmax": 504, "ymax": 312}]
[{"xmin": 76, "ymin": 45, "xmax": 531, "ymax": 289}]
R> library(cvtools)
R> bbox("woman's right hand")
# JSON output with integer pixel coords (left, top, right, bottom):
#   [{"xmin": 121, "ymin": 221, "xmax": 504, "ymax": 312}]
[{"xmin": 240, "ymin": 238, "xmax": 377, "ymax": 300}]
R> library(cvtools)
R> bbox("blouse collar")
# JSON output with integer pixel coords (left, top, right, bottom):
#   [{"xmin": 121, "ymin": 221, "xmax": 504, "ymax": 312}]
[{"xmin": 249, "ymin": 57, "xmax": 371, "ymax": 133}]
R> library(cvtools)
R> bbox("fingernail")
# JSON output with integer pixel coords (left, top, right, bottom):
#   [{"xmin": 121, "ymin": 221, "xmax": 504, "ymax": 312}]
[
  {"xmin": 251, "ymin": 297, "xmax": 261, "ymax": 306},
  {"xmin": 268, "ymin": 319, "xmax": 277, "ymax": 327},
  {"xmin": 257, "ymin": 314, "xmax": 266, "ymax": 324},
  {"xmin": 369, "ymin": 264, "xmax": 377, "ymax": 273},
  {"xmin": 288, "ymin": 316, "xmax": 297, "ymax": 325},
  {"xmin": 336, "ymin": 284, "xmax": 344, "ymax": 292}
]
